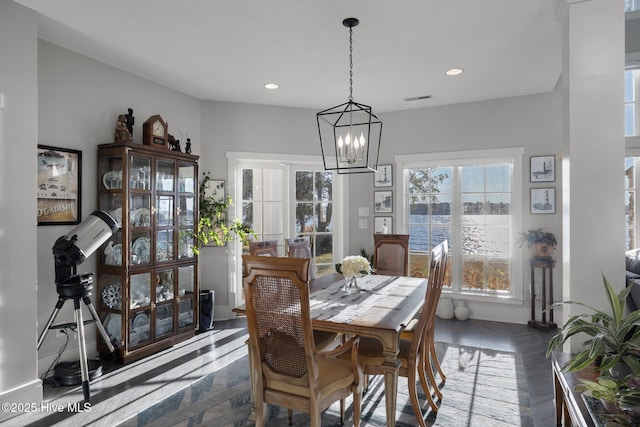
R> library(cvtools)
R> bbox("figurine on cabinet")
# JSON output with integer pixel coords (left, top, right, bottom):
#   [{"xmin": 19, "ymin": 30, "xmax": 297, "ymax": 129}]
[
  {"xmin": 124, "ymin": 108, "xmax": 135, "ymax": 135},
  {"xmin": 185, "ymin": 138, "xmax": 192, "ymax": 154},
  {"xmin": 114, "ymin": 114, "xmax": 132, "ymax": 143},
  {"xmin": 168, "ymin": 134, "xmax": 181, "ymax": 152}
]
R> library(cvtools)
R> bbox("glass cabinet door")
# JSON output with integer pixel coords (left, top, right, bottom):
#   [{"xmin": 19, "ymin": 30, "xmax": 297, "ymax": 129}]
[
  {"xmin": 99, "ymin": 154, "xmax": 124, "ymax": 191},
  {"xmin": 130, "ymin": 194, "xmax": 151, "ymax": 227},
  {"xmin": 178, "ymin": 265, "xmax": 195, "ymax": 329},
  {"xmin": 130, "ymin": 272, "xmax": 151, "ymax": 308},
  {"xmin": 155, "ymin": 268, "xmax": 175, "ymax": 339},
  {"xmin": 130, "ymin": 155, "xmax": 151, "ymax": 191},
  {"xmin": 156, "ymin": 159, "xmax": 175, "ymax": 192}
]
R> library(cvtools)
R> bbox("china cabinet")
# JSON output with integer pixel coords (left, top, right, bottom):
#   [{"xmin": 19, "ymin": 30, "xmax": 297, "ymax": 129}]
[{"xmin": 96, "ymin": 141, "xmax": 199, "ymax": 363}]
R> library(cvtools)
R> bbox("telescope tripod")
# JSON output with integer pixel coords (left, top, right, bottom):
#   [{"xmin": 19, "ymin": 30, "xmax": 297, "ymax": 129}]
[{"xmin": 37, "ymin": 274, "xmax": 115, "ymax": 403}]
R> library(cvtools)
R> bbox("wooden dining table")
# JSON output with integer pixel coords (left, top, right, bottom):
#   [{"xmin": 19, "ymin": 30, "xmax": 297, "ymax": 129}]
[{"xmin": 237, "ymin": 272, "xmax": 427, "ymax": 427}]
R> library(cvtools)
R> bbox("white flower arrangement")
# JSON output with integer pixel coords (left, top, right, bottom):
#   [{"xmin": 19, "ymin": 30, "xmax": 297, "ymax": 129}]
[{"xmin": 336, "ymin": 255, "xmax": 373, "ymax": 279}]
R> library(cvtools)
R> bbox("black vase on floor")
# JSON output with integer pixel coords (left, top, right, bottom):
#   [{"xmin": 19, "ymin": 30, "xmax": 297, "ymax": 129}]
[{"xmin": 199, "ymin": 290, "xmax": 214, "ymax": 332}]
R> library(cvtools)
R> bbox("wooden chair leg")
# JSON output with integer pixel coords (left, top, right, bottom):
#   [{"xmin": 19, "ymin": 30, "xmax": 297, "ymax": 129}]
[
  {"xmin": 407, "ymin": 369, "xmax": 428, "ymax": 426},
  {"xmin": 288, "ymin": 409, "xmax": 293, "ymax": 425},
  {"xmin": 418, "ymin": 352, "xmax": 439, "ymax": 413},
  {"xmin": 340, "ymin": 398, "xmax": 345, "ymax": 424},
  {"xmin": 429, "ymin": 332, "xmax": 446, "ymax": 382},
  {"xmin": 353, "ymin": 387, "xmax": 362, "ymax": 427}
]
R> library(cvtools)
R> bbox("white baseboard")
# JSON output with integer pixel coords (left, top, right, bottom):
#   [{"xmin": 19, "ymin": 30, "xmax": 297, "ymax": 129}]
[{"xmin": 0, "ymin": 380, "xmax": 42, "ymax": 422}]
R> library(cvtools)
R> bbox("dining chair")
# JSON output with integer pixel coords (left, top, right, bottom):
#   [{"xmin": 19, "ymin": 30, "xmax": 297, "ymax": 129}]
[
  {"xmin": 249, "ymin": 240, "xmax": 278, "ymax": 256},
  {"xmin": 373, "ymin": 234, "xmax": 410, "ymax": 276},
  {"xmin": 287, "ymin": 236, "xmax": 316, "ymax": 280},
  {"xmin": 242, "ymin": 255, "xmax": 363, "ymax": 427},
  {"xmin": 342, "ymin": 241, "xmax": 447, "ymax": 426},
  {"xmin": 400, "ymin": 240, "xmax": 450, "ymax": 413}
]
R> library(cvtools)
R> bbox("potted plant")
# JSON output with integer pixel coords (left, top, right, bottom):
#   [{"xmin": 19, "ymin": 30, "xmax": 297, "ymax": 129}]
[
  {"xmin": 517, "ymin": 228, "xmax": 557, "ymax": 258},
  {"xmin": 576, "ymin": 375, "xmax": 640, "ymax": 424},
  {"xmin": 189, "ymin": 171, "xmax": 255, "ymax": 254},
  {"xmin": 546, "ymin": 274, "xmax": 640, "ymax": 376}
]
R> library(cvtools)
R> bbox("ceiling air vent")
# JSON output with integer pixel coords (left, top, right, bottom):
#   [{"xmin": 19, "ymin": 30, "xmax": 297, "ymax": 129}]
[{"xmin": 404, "ymin": 95, "xmax": 432, "ymax": 102}]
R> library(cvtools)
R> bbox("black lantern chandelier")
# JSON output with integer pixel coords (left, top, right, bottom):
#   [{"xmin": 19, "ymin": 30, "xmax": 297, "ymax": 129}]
[{"xmin": 317, "ymin": 18, "xmax": 382, "ymax": 174}]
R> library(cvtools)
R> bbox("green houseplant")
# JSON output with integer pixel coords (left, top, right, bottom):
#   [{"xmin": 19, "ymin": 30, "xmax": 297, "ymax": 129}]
[
  {"xmin": 546, "ymin": 274, "xmax": 640, "ymax": 375},
  {"xmin": 189, "ymin": 171, "xmax": 255, "ymax": 254},
  {"xmin": 517, "ymin": 228, "xmax": 557, "ymax": 258}
]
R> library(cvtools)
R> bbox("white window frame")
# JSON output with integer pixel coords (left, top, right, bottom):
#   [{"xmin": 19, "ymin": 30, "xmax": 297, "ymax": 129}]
[
  {"xmin": 395, "ymin": 147, "xmax": 524, "ymax": 305},
  {"xmin": 225, "ymin": 152, "xmax": 347, "ymax": 309}
]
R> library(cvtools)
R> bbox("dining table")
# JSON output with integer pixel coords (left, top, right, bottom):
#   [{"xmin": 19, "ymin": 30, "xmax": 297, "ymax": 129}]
[{"xmin": 236, "ymin": 272, "xmax": 427, "ymax": 427}]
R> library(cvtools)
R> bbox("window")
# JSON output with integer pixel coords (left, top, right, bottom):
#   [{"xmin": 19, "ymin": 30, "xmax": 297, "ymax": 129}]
[
  {"xmin": 626, "ymin": 70, "xmax": 636, "ymax": 137},
  {"xmin": 627, "ymin": 157, "xmax": 638, "ymax": 250},
  {"xmin": 294, "ymin": 170, "xmax": 335, "ymax": 276},
  {"xmin": 398, "ymin": 148, "xmax": 523, "ymax": 301},
  {"xmin": 226, "ymin": 152, "xmax": 346, "ymax": 307},
  {"xmin": 241, "ymin": 167, "xmax": 284, "ymax": 249}
]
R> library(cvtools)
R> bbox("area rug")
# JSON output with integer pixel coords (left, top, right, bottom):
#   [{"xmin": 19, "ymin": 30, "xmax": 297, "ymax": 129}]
[{"xmin": 125, "ymin": 343, "xmax": 532, "ymax": 427}]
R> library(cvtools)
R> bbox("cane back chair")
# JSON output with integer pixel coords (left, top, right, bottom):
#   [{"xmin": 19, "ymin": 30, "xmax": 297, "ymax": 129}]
[{"xmin": 242, "ymin": 255, "xmax": 363, "ymax": 427}]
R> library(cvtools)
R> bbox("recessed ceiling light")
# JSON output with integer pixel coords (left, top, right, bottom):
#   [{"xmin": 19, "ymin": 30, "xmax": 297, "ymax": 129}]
[
  {"xmin": 445, "ymin": 68, "xmax": 463, "ymax": 76},
  {"xmin": 264, "ymin": 83, "xmax": 279, "ymax": 90}
]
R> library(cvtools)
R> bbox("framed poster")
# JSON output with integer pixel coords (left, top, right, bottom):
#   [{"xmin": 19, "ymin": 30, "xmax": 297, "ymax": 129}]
[
  {"xmin": 204, "ymin": 179, "xmax": 225, "ymax": 203},
  {"xmin": 531, "ymin": 187, "xmax": 556, "ymax": 214},
  {"xmin": 530, "ymin": 155, "xmax": 555, "ymax": 182},
  {"xmin": 374, "ymin": 190, "xmax": 393, "ymax": 213},
  {"xmin": 37, "ymin": 145, "xmax": 82, "ymax": 225},
  {"xmin": 374, "ymin": 216, "xmax": 393, "ymax": 234},
  {"xmin": 374, "ymin": 164, "xmax": 392, "ymax": 187}
]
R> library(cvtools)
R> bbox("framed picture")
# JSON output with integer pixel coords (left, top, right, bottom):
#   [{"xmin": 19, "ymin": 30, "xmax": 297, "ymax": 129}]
[
  {"xmin": 374, "ymin": 190, "xmax": 393, "ymax": 213},
  {"xmin": 531, "ymin": 187, "xmax": 556, "ymax": 214},
  {"xmin": 374, "ymin": 164, "xmax": 392, "ymax": 187},
  {"xmin": 530, "ymin": 155, "xmax": 555, "ymax": 182},
  {"xmin": 374, "ymin": 216, "xmax": 393, "ymax": 234},
  {"xmin": 37, "ymin": 145, "xmax": 82, "ymax": 225},
  {"xmin": 204, "ymin": 179, "xmax": 225, "ymax": 203}
]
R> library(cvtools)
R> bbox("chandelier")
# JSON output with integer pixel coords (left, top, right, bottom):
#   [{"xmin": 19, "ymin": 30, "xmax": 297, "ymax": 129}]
[{"xmin": 317, "ymin": 18, "xmax": 382, "ymax": 174}]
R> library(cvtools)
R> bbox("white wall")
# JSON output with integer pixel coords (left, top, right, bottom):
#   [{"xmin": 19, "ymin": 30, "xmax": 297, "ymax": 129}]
[{"xmin": 0, "ymin": 0, "xmax": 41, "ymax": 419}]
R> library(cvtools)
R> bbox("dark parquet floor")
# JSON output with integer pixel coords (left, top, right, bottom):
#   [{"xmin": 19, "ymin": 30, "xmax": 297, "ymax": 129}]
[{"xmin": 6, "ymin": 317, "xmax": 556, "ymax": 427}]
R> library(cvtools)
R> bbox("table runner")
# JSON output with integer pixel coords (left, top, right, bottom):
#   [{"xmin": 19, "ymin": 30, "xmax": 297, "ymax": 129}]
[{"xmin": 310, "ymin": 275, "xmax": 399, "ymax": 323}]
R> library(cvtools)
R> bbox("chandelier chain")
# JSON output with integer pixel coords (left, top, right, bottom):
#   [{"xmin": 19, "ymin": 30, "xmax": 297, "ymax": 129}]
[{"xmin": 349, "ymin": 25, "xmax": 353, "ymax": 101}]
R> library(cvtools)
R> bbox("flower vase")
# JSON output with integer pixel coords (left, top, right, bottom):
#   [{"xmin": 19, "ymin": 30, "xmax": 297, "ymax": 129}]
[
  {"xmin": 438, "ymin": 297, "xmax": 454, "ymax": 320},
  {"xmin": 454, "ymin": 300, "xmax": 470, "ymax": 320},
  {"xmin": 344, "ymin": 276, "xmax": 361, "ymax": 294}
]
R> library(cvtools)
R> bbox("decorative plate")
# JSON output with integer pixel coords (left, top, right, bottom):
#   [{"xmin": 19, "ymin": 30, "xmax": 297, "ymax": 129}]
[
  {"xmin": 131, "ymin": 237, "xmax": 150, "ymax": 264},
  {"xmin": 102, "ymin": 171, "xmax": 114, "ymax": 189},
  {"xmin": 101, "ymin": 282, "xmax": 122, "ymax": 309},
  {"xmin": 132, "ymin": 208, "xmax": 150, "ymax": 227},
  {"xmin": 132, "ymin": 312, "xmax": 149, "ymax": 330},
  {"xmin": 104, "ymin": 313, "xmax": 121, "ymax": 345},
  {"xmin": 110, "ymin": 207, "xmax": 122, "ymax": 227},
  {"xmin": 104, "ymin": 242, "xmax": 122, "ymax": 266},
  {"xmin": 156, "ymin": 241, "xmax": 172, "ymax": 261}
]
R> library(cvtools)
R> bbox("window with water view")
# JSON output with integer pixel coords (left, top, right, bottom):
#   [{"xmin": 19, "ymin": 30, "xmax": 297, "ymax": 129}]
[{"xmin": 404, "ymin": 154, "xmax": 516, "ymax": 297}]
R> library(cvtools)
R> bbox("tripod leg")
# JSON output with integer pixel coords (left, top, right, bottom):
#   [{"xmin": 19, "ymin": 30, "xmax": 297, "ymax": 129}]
[
  {"xmin": 74, "ymin": 299, "xmax": 91, "ymax": 403},
  {"xmin": 82, "ymin": 296, "xmax": 115, "ymax": 353},
  {"xmin": 37, "ymin": 298, "xmax": 65, "ymax": 350}
]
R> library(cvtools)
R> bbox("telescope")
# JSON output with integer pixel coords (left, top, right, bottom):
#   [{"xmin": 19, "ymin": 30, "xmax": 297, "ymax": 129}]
[{"xmin": 38, "ymin": 210, "xmax": 118, "ymax": 403}]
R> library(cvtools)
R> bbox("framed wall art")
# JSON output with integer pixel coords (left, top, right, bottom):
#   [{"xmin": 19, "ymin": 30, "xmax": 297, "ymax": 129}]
[
  {"xmin": 374, "ymin": 190, "xmax": 393, "ymax": 213},
  {"xmin": 531, "ymin": 187, "xmax": 556, "ymax": 214},
  {"xmin": 374, "ymin": 216, "xmax": 393, "ymax": 234},
  {"xmin": 37, "ymin": 145, "xmax": 82, "ymax": 225},
  {"xmin": 530, "ymin": 155, "xmax": 555, "ymax": 182},
  {"xmin": 374, "ymin": 164, "xmax": 392, "ymax": 187},
  {"xmin": 204, "ymin": 179, "xmax": 226, "ymax": 203}
]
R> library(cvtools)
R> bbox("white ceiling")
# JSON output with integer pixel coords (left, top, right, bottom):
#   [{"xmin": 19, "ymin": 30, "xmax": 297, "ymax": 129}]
[{"xmin": 14, "ymin": 0, "xmax": 562, "ymax": 113}]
